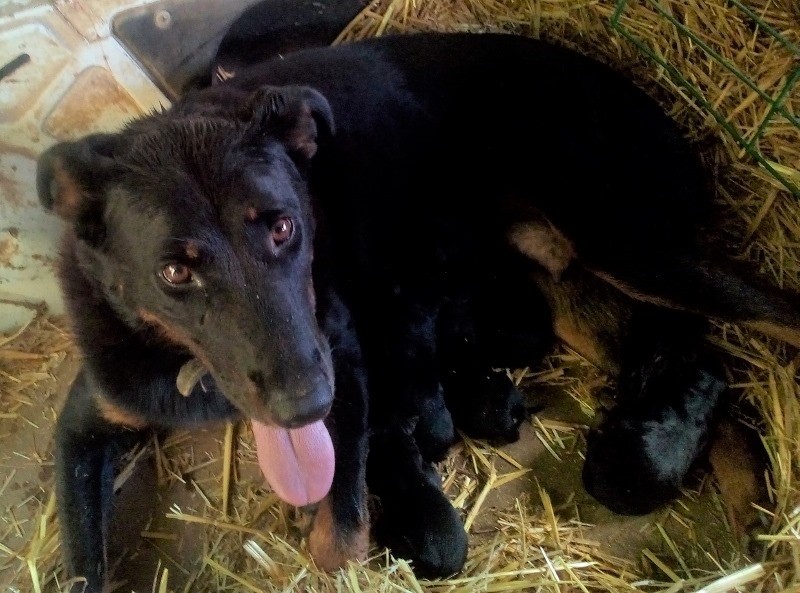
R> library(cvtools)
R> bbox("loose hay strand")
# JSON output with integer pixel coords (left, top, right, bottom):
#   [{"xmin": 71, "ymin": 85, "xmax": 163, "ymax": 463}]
[
  {"xmin": 204, "ymin": 556, "xmax": 268, "ymax": 593},
  {"xmin": 464, "ymin": 464, "xmax": 497, "ymax": 532},
  {"xmin": 222, "ymin": 421, "xmax": 235, "ymax": 517},
  {"xmin": 695, "ymin": 563, "xmax": 766, "ymax": 593},
  {"xmin": 157, "ymin": 567, "xmax": 169, "ymax": 593}
]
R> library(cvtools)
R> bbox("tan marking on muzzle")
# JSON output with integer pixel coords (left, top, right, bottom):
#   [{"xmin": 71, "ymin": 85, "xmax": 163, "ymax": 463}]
[
  {"xmin": 137, "ymin": 308, "xmax": 218, "ymax": 386},
  {"xmin": 137, "ymin": 309, "xmax": 271, "ymax": 420}
]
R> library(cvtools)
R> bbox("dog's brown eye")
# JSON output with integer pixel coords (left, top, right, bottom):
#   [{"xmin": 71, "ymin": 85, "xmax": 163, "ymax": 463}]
[
  {"xmin": 271, "ymin": 217, "xmax": 294, "ymax": 246},
  {"xmin": 162, "ymin": 263, "xmax": 192, "ymax": 284}
]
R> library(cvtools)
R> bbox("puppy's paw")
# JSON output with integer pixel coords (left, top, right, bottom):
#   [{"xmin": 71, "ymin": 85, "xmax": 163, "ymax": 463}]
[
  {"xmin": 447, "ymin": 370, "xmax": 527, "ymax": 445},
  {"xmin": 374, "ymin": 487, "xmax": 467, "ymax": 578},
  {"xmin": 414, "ymin": 392, "xmax": 456, "ymax": 463},
  {"xmin": 368, "ymin": 430, "xmax": 467, "ymax": 577},
  {"xmin": 309, "ymin": 497, "xmax": 370, "ymax": 571}
]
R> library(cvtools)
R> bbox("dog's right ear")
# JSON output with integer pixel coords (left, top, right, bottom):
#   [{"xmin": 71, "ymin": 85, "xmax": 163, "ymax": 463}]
[
  {"xmin": 240, "ymin": 85, "xmax": 335, "ymax": 161},
  {"xmin": 36, "ymin": 134, "xmax": 118, "ymax": 222}
]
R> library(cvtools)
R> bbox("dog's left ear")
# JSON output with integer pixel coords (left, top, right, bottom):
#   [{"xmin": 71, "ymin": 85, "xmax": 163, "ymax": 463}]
[
  {"xmin": 36, "ymin": 134, "xmax": 119, "ymax": 246},
  {"xmin": 36, "ymin": 134, "xmax": 118, "ymax": 221},
  {"xmin": 242, "ymin": 85, "xmax": 335, "ymax": 160}
]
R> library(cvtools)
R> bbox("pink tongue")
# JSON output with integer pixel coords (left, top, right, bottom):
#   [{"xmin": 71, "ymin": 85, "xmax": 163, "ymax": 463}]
[{"xmin": 251, "ymin": 419, "xmax": 335, "ymax": 507}]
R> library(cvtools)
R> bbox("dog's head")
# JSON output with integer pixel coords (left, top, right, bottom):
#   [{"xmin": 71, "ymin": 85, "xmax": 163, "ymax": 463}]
[{"xmin": 37, "ymin": 85, "xmax": 336, "ymax": 430}]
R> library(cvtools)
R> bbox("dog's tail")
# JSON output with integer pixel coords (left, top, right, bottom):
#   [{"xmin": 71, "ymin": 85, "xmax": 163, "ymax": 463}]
[{"xmin": 588, "ymin": 252, "xmax": 800, "ymax": 347}]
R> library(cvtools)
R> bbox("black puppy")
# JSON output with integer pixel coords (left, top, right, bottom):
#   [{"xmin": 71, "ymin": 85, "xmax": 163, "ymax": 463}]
[{"xmin": 38, "ymin": 33, "xmax": 800, "ymax": 588}]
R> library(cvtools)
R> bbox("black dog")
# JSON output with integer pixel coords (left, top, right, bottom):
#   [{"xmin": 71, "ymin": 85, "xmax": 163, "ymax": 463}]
[{"xmin": 38, "ymin": 33, "xmax": 800, "ymax": 589}]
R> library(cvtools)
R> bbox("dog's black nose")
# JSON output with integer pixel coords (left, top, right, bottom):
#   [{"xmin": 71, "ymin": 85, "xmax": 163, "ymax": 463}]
[{"xmin": 270, "ymin": 377, "xmax": 333, "ymax": 428}]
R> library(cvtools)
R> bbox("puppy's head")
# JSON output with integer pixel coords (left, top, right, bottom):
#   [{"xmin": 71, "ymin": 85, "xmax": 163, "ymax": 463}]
[{"xmin": 38, "ymin": 85, "xmax": 336, "ymax": 429}]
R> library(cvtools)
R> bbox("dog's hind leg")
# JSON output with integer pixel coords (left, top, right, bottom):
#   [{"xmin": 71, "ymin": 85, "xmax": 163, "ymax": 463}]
[
  {"xmin": 506, "ymin": 207, "xmax": 800, "ymax": 347},
  {"xmin": 367, "ymin": 427, "xmax": 468, "ymax": 578},
  {"xmin": 582, "ymin": 307, "xmax": 726, "ymax": 515},
  {"xmin": 308, "ymin": 287, "xmax": 371, "ymax": 569},
  {"xmin": 534, "ymin": 267, "xmax": 727, "ymax": 515},
  {"xmin": 55, "ymin": 370, "xmax": 148, "ymax": 593},
  {"xmin": 587, "ymin": 250, "xmax": 800, "ymax": 348}
]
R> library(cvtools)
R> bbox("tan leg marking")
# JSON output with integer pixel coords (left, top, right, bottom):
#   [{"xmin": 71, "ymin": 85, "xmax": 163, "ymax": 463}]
[
  {"xmin": 308, "ymin": 495, "xmax": 370, "ymax": 571},
  {"xmin": 96, "ymin": 396, "xmax": 148, "ymax": 429},
  {"xmin": 507, "ymin": 219, "xmax": 575, "ymax": 280}
]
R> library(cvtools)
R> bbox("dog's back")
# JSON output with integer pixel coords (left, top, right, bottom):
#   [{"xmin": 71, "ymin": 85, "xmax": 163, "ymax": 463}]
[{"xmin": 210, "ymin": 33, "xmax": 707, "ymax": 256}]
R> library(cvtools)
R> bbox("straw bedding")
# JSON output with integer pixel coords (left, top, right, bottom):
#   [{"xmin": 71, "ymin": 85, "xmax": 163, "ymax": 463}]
[{"xmin": 1, "ymin": 0, "xmax": 799, "ymax": 591}]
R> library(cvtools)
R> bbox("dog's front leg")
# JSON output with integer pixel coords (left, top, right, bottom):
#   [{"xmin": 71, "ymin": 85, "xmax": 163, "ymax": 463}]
[
  {"xmin": 367, "ymin": 427, "xmax": 468, "ymax": 578},
  {"xmin": 55, "ymin": 370, "xmax": 147, "ymax": 592},
  {"xmin": 308, "ymin": 288, "xmax": 370, "ymax": 570}
]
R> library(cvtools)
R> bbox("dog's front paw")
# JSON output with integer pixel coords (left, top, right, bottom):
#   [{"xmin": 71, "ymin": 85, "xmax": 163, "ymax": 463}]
[
  {"xmin": 308, "ymin": 497, "xmax": 370, "ymax": 571},
  {"xmin": 374, "ymin": 483, "xmax": 467, "ymax": 578},
  {"xmin": 445, "ymin": 370, "xmax": 527, "ymax": 445},
  {"xmin": 368, "ymin": 429, "xmax": 468, "ymax": 577},
  {"xmin": 414, "ymin": 391, "xmax": 457, "ymax": 462}
]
